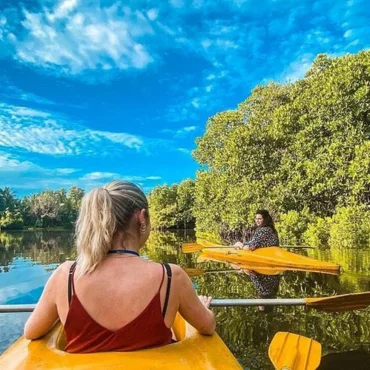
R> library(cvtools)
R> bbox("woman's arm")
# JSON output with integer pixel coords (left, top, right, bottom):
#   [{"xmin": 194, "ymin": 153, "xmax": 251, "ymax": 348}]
[
  {"xmin": 24, "ymin": 265, "xmax": 62, "ymax": 339},
  {"xmin": 243, "ymin": 228, "xmax": 265, "ymax": 251},
  {"xmin": 173, "ymin": 266, "xmax": 216, "ymax": 335}
]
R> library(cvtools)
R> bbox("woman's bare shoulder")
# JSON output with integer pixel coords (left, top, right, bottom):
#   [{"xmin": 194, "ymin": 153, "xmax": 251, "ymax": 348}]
[
  {"xmin": 166, "ymin": 263, "xmax": 189, "ymax": 283},
  {"xmin": 52, "ymin": 260, "xmax": 76, "ymax": 279}
]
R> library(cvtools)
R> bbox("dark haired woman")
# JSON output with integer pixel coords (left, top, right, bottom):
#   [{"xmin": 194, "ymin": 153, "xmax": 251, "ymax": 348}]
[
  {"xmin": 234, "ymin": 210, "xmax": 280, "ymax": 312},
  {"xmin": 234, "ymin": 209, "xmax": 279, "ymax": 251}
]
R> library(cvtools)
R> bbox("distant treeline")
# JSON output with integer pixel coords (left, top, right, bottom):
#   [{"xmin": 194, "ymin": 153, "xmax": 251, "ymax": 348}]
[
  {"xmin": 148, "ymin": 51, "xmax": 370, "ymax": 249},
  {"xmin": 0, "ymin": 187, "xmax": 84, "ymax": 230}
]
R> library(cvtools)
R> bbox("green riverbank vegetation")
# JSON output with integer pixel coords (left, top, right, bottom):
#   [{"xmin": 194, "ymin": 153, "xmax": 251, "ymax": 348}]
[
  {"xmin": 148, "ymin": 51, "xmax": 370, "ymax": 249},
  {"xmin": 2, "ymin": 52, "xmax": 370, "ymax": 249},
  {"xmin": 0, "ymin": 187, "xmax": 84, "ymax": 230}
]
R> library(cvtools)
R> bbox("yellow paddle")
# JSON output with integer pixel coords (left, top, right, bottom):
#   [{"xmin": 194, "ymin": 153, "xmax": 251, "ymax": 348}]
[
  {"xmin": 182, "ymin": 242, "xmax": 214, "ymax": 253},
  {"xmin": 184, "ymin": 265, "xmax": 284, "ymax": 276},
  {"xmin": 184, "ymin": 267, "xmax": 239, "ymax": 277},
  {"xmin": 196, "ymin": 238, "xmax": 314, "ymax": 249},
  {"xmin": 196, "ymin": 253, "xmax": 340, "ymax": 276},
  {"xmin": 269, "ymin": 331, "xmax": 322, "ymax": 370},
  {"xmin": 182, "ymin": 242, "xmax": 312, "ymax": 254},
  {"xmin": 209, "ymin": 291, "xmax": 370, "ymax": 312}
]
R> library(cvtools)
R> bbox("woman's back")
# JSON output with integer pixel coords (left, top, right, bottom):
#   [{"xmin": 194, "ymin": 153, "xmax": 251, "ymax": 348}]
[
  {"xmin": 24, "ymin": 181, "xmax": 216, "ymax": 352},
  {"xmin": 56, "ymin": 258, "xmax": 177, "ymax": 331},
  {"xmin": 58, "ymin": 258, "xmax": 174, "ymax": 352}
]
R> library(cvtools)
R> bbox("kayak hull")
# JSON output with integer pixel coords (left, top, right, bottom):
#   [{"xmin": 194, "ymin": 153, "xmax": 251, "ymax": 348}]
[
  {"xmin": 201, "ymin": 247, "xmax": 340, "ymax": 271},
  {"xmin": 0, "ymin": 314, "xmax": 242, "ymax": 369},
  {"xmin": 197, "ymin": 254, "xmax": 340, "ymax": 276}
]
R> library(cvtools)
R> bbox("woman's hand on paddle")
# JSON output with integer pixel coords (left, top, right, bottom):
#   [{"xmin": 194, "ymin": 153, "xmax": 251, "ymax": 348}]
[
  {"xmin": 234, "ymin": 242, "xmax": 250, "ymax": 250},
  {"xmin": 198, "ymin": 295, "xmax": 212, "ymax": 308},
  {"xmin": 233, "ymin": 241, "xmax": 243, "ymax": 249}
]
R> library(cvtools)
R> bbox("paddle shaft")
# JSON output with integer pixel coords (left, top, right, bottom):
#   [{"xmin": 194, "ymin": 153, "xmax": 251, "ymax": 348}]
[
  {"xmin": 211, "ymin": 299, "xmax": 305, "ymax": 307},
  {"xmin": 0, "ymin": 299, "xmax": 308, "ymax": 313},
  {"xmin": 0, "ymin": 304, "xmax": 36, "ymax": 313}
]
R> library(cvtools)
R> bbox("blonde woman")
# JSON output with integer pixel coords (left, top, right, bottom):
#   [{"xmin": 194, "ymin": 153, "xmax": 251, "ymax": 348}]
[{"xmin": 24, "ymin": 181, "xmax": 215, "ymax": 353}]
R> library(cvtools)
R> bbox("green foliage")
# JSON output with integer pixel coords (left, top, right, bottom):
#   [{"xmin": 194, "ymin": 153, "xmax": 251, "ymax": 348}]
[
  {"xmin": 0, "ymin": 210, "xmax": 24, "ymax": 230},
  {"xmin": 277, "ymin": 210, "xmax": 312, "ymax": 245},
  {"xmin": 148, "ymin": 184, "xmax": 178, "ymax": 229},
  {"xmin": 0, "ymin": 186, "xmax": 84, "ymax": 230},
  {"xmin": 0, "ymin": 187, "xmax": 18, "ymax": 213},
  {"xmin": 148, "ymin": 179, "xmax": 195, "ymax": 229},
  {"xmin": 191, "ymin": 51, "xmax": 370, "ymax": 246},
  {"xmin": 176, "ymin": 179, "xmax": 195, "ymax": 227},
  {"xmin": 329, "ymin": 205, "xmax": 370, "ymax": 249},
  {"xmin": 303, "ymin": 217, "xmax": 332, "ymax": 248}
]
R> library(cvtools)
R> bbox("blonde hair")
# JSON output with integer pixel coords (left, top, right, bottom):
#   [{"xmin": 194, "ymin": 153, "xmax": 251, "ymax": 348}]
[{"xmin": 75, "ymin": 181, "xmax": 148, "ymax": 276}]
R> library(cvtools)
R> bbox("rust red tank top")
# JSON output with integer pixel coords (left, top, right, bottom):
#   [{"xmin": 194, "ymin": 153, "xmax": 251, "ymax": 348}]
[{"xmin": 64, "ymin": 262, "xmax": 173, "ymax": 353}]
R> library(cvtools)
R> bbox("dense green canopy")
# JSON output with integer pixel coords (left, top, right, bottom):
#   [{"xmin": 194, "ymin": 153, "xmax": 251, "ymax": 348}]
[
  {"xmin": 147, "ymin": 179, "xmax": 195, "ymax": 230},
  {"xmin": 149, "ymin": 51, "xmax": 370, "ymax": 248}
]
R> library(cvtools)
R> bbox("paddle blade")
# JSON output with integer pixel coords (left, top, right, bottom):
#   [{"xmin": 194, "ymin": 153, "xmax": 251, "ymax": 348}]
[
  {"xmin": 196, "ymin": 238, "xmax": 224, "ymax": 247},
  {"xmin": 269, "ymin": 332, "xmax": 321, "ymax": 370},
  {"xmin": 182, "ymin": 243, "xmax": 203, "ymax": 253},
  {"xmin": 305, "ymin": 291, "xmax": 370, "ymax": 312}
]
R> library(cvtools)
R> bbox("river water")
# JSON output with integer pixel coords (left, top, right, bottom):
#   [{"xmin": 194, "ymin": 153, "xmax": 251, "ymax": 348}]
[{"xmin": 1, "ymin": 230, "xmax": 370, "ymax": 369}]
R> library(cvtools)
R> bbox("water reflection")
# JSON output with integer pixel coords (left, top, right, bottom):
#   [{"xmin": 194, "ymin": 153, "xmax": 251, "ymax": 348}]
[
  {"xmin": 0, "ymin": 230, "xmax": 370, "ymax": 370},
  {"xmin": 247, "ymin": 271, "xmax": 280, "ymax": 313}
]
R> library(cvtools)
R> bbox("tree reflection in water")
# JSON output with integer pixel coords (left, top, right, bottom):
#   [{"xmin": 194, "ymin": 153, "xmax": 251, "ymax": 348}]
[{"xmin": 0, "ymin": 230, "xmax": 369, "ymax": 369}]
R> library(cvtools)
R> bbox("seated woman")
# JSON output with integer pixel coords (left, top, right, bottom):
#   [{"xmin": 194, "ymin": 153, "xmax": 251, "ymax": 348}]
[
  {"xmin": 24, "ymin": 181, "xmax": 215, "ymax": 353},
  {"xmin": 234, "ymin": 209, "xmax": 279, "ymax": 251}
]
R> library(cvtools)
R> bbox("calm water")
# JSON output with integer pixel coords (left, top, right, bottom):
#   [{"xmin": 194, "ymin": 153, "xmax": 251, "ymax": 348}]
[{"xmin": 1, "ymin": 230, "xmax": 370, "ymax": 369}]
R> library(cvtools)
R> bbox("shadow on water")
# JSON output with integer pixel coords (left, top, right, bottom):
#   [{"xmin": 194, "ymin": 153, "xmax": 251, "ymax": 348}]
[{"xmin": 1, "ymin": 230, "xmax": 370, "ymax": 369}]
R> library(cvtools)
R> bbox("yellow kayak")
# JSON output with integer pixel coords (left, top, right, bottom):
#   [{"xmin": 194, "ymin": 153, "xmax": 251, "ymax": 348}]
[
  {"xmin": 197, "ymin": 254, "xmax": 340, "ymax": 276},
  {"xmin": 202, "ymin": 247, "xmax": 340, "ymax": 272},
  {"xmin": 0, "ymin": 314, "xmax": 242, "ymax": 370}
]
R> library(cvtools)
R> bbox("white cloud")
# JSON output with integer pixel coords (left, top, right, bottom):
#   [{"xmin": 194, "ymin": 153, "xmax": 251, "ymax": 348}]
[
  {"xmin": 159, "ymin": 0, "xmax": 370, "ymax": 122},
  {"xmin": 183, "ymin": 126, "xmax": 196, "ymax": 132},
  {"xmin": 80, "ymin": 170, "xmax": 163, "ymax": 183},
  {"xmin": 51, "ymin": 0, "xmax": 79, "ymax": 21},
  {"xmin": 178, "ymin": 148, "xmax": 191, "ymax": 154},
  {"xmin": 0, "ymin": 103, "xmax": 143, "ymax": 156},
  {"xmin": 81, "ymin": 172, "xmax": 118, "ymax": 181},
  {"xmin": 80, "ymin": 172, "xmax": 161, "ymax": 182},
  {"xmin": 56, "ymin": 168, "xmax": 80, "ymax": 174},
  {"xmin": 147, "ymin": 8, "xmax": 159, "ymax": 21},
  {"xmin": 169, "ymin": 0, "xmax": 185, "ymax": 8},
  {"xmin": 0, "ymin": 152, "xmax": 45, "ymax": 173},
  {"xmin": 6, "ymin": 106, "xmax": 50, "ymax": 118},
  {"xmin": 1, "ymin": 0, "xmax": 369, "ymax": 120},
  {"xmin": 0, "ymin": 151, "xmax": 161, "ymax": 192},
  {"xmin": 161, "ymin": 125, "xmax": 197, "ymax": 137},
  {"xmin": 281, "ymin": 54, "xmax": 315, "ymax": 82},
  {"xmin": 0, "ymin": 153, "xmax": 77, "ymax": 179},
  {"xmin": 2, "ymin": 1, "xmax": 156, "ymax": 77}
]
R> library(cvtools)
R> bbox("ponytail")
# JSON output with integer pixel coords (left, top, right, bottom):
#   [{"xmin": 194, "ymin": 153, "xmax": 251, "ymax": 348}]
[
  {"xmin": 75, "ymin": 181, "xmax": 148, "ymax": 277},
  {"xmin": 76, "ymin": 188, "xmax": 116, "ymax": 276}
]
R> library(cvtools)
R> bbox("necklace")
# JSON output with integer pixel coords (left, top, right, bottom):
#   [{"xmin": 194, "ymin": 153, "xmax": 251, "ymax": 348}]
[{"xmin": 107, "ymin": 249, "xmax": 140, "ymax": 257}]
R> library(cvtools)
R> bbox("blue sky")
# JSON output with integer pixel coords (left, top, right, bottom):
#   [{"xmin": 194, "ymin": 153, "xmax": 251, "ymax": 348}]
[{"xmin": 0, "ymin": 0, "xmax": 369, "ymax": 196}]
